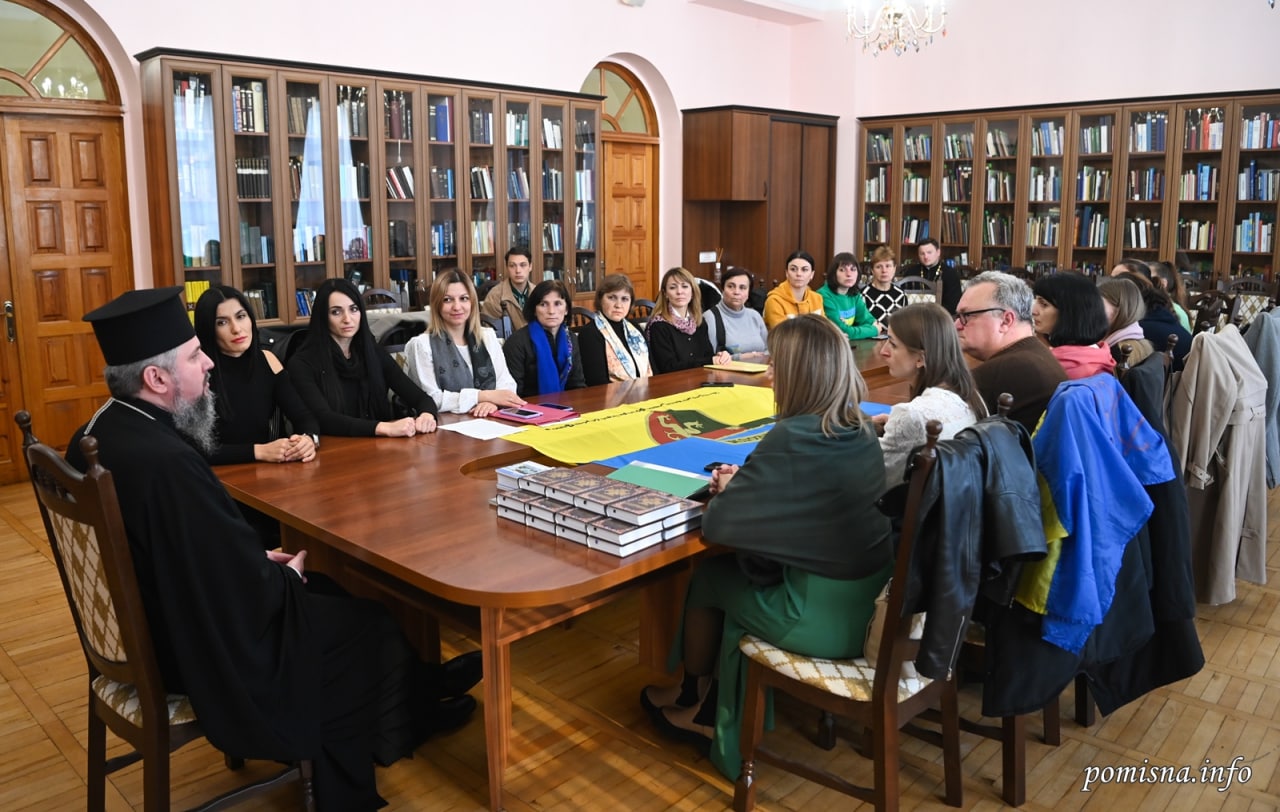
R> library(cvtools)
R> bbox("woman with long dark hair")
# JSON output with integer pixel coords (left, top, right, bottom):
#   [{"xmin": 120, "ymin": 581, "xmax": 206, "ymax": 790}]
[
  {"xmin": 194, "ymin": 285, "xmax": 320, "ymax": 464},
  {"xmin": 1032, "ymin": 272, "xmax": 1116, "ymax": 379},
  {"xmin": 288, "ymin": 278, "xmax": 439, "ymax": 437}
]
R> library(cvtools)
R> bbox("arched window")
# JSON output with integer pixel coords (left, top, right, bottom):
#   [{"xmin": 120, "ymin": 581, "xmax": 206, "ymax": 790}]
[
  {"xmin": 0, "ymin": 0, "xmax": 116, "ymax": 103},
  {"xmin": 580, "ymin": 62, "xmax": 657, "ymax": 138}
]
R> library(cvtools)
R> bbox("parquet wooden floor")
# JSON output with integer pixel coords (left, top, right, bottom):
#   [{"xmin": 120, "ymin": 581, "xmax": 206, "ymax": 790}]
[{"xmin": 2, "ymin": 481, "xmax": 1279, "ymax": 810}]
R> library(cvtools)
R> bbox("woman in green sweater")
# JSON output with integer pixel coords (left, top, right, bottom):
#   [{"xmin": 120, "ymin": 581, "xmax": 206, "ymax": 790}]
[
  {"xmin": 819, "ymin": 251, "xmax": 882, "ymax": 341},
  {"xmin": 640, "ymin": 314, "xmax": 894, "ymax": 780}
]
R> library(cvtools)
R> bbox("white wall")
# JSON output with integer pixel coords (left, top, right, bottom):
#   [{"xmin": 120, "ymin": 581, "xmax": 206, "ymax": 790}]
[{"xmin": 56, "ymin": 0, "xmax": 1280, "ymax": 282}]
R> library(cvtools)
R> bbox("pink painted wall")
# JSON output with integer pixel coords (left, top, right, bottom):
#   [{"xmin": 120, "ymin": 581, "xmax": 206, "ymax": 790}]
[{"xmin": 52, "ymin": 0, "xmax": 1280, "ymax": 282}]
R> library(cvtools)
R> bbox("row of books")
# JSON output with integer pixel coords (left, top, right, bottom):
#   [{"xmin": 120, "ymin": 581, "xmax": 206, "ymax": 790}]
[
  {"xmin": 901, "ymin": 172, "xmax": 929, "ymax": 203},
  {"xmin": 1079, "ymin": 117, "xmax": 1113, "ymax": 155},
  {"xmin": 182, "ymin": 280, "xmax": 211, "ymax": 322},
  {"xmin": 295, "ymin": 287, "xmax": 318, "ymax": 317},
  {"xmin": 388, "ymin": 220, "xmax": 414, "ymax": 258},
  {"xmin": 230, "ymin": 81, "xmax": 267, "ymax": 134},
  {"xmin": 1241, "ymin": 112, "xmax": 1280, "ymax": 150},
  {"xmin": 574, "ymin": 203, "xmax": 595, "ymax": 250},
  {"xmin": 1026, "ymin": 209, "xmax": 1061, "ymax": 248},
  {"xmin": 469, "ymin": 109, "xmax": 494, "ymax": 145},
  {"xmin": 508, "ymin": 167, "xmax": 531, "ymax": 200},
  {"xmin": 178, "ymin": 158, "xmax": 217, "ymax": 200},
  {"xmin": 1183, "ymin": 108, "xmax": 1225, "ymax": 151},
  {"xmin": 180, "ymin": 226, "xmax": 218, "ymax": 267},
  {"xmin": 471, "ymin": 219, "xmax": 496, "ymax": 254},
  {"xmin": 174, "ymin": 77, "xmax": 212, "ymax": 133},
  {"xmin": 864, "ymin": 212, "xmax": 890, "ymax": 243},
  {"xmin": 983, "ymin": 212, "xmax": 1013, "ymax": 246},
  {"xmin": 542, "ymin": 117, "xmax": 564, "ymax": 150},
  {"xmin": 287, "ymin": 95, "xmax": 321, "ymax": 137},
  {"xmin": 431, "ymin": 221, "xmax": 457, "ymax": 257},
  {"xmin": 385, "ymin": 164, "xmax": 415, "ymax": 200},
  {"xmin": 385, "ymin": 90, "xmax": 413, "ymax": 141},
  {"xmin": 429, "ymin": 166, "xmax": 455, "ymax": 199},
  {"xmin": 543, "ymin": 165, "xmax": 563, "ymax": 200},
  {"xmin": 575, "ymin": 169, "xmax": 595, "ymax": 202},
  {"xmin": 336, "ymin": 86, "xmax": 369, "ymax": 139},
  {"xmin": 574, "ymin": 119, "xmax": 596, "ymax": 151},
  {"xmin": 865, "ymin": 166, "xmax": 890, "ymax": 203},
  {"xmin": 542, "ymin": 222, "xmax": 563, "ymax": 252},
  {"xmin": 1238, "ymin": 162, "xmax": 1280, "ymax": 202},
  {"xmin": 1176, "ymin": 218, "xmax": 1216, "ymax": 251},
  {"xmin": 986, "ymin": 167, "xmax": 1014, "ymax": 202},
  {"xmin": 1129, "ymin": 112, "xmax": 1167, "ymax": 153},
  {"xmin": 901, "ymin": 217, "xmax": 929, "ymax": 244},
  {"xmin": 1075, "ymin": 207, "xmax": 1109, "ymax": 248},
  {"xmin": 293, "ymin": 228, "xmax": 326, "ymax": 263},
  {"xmin": 507, "ymin": 222, "xmax": 531, "ymax": 249},
  {"xmin": 1127, "ymin": 168, "xmax": 1165, "ymax": 202},
  {"xmin": 288, "ymin": 156, "xmax": 324, "ymax": 201},
  {"xmin": 1177, "ymin": 164, "xmax": 1219, "ymax": 201},
  {"xmin": 470, "ymin": 165, "xmax": 495, "ymax": 200},
  {"xmin": 940, "ymin": 164, "xmax": 972, "ymax": 203},
  {"xmin": 987, "ymin": 129, "xmax": 1016, "ymax": 158},
  {"xmin": 505, "ymin": 111, "xmax": 531, "ymax": 147},
  {"xmin": 942, "ymin": 131, "xmax": 974, "ymax": 160},
  {"xmin": 1124, "ymin": 217, "xmax": 1160, "ymax": 250},
  {"xmin": 1031, "ymin": 121, "xmax": 1066, "ymax": 156},
  {"xmin": 1077, "ymin": 166, "xmax": 1112, "ymax": 202},
  {"xmin": 493, "ymin": 465, "xmax": 703, "ymax": 557},
  {"xmin": 341, "ymin": 226, "xmax": 372, "ymax": 260},
  {"xmin": 239, "ymin": 221, "xmax": 274, "ymax": 265},
  {"xmin": 234, "ymin": 157, "xmax": 271, "ymax": 199},
  {"xmin": 867, "ymin": 133, "xmax": 893, "ymax": 163},
  {"xmin": 338, "ymin": 162, "xmax": 372, "ymax": 201},
  {"xmin": 940, "ymin": 206, "xmax": 969, "ymax": 244},
  {"xmin": 427, "ymin": 97, "xmax": 453, "ymax": 143},
  {"xmin": 1234, "ymin": 212, "xmax": 1275, "ymax": 254},
  {"xmin": 903, "ymin": 133, "xmax": 931, "ymax": 162},
  {"xmin": 242, "ymin": 284, "xmax": 278, "ymax": 320},
  {"xmin": 1028, "ymin": 166, "xmax": 1061, "ymax": 202}
]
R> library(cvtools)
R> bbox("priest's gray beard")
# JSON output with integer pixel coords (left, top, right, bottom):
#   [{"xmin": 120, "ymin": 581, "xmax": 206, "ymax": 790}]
[{"xmin": 173, "ymin": 384, "xmax": 217, "ymax": 455}]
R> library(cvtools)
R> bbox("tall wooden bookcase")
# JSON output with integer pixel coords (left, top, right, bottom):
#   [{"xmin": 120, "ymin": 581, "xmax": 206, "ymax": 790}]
[
  {"xmin": 682, "ymin": 106, "xmax": 837, "ymax": 287},
  {"xmin": 140, "ymin": 50, "xmax": 603, "ymax": 322},
  {"xmin": 857, "ymin": 92, "xmax": 1280, "ymax": 284}
]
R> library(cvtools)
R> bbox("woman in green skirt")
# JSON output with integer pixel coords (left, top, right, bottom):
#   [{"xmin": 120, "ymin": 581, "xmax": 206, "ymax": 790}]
[{"xmin": 641, "ymin": 313, "xmax": 894, "ymax": 780}]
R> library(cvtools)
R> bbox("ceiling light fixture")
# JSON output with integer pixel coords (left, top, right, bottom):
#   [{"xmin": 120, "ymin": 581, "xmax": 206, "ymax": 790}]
[{"xmin": 848, "ymin": 0, "xmax": 947, "ymax": 56}]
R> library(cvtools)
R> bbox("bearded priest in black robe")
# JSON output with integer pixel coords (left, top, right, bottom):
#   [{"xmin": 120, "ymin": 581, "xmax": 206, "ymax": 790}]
[{"xmin": 66, "ymin": 287, "xmax": 480, "ymax": 810}]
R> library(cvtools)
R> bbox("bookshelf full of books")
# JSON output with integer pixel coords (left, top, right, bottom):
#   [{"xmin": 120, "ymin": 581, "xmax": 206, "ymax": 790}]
[
  {"xmin": 540, "ymin": 102, "xmax": 567, "ymax": 280},
  {"xmin": 168, "ymin": 68, "xmax": 222, "ymax": 321},
  {"xmin": 939, "ymin": 121, "xmax": 973, "ymax": 250},
  {"xmin": 140, "ymin": 50, "xmax": 604, "ymax": 321},
  {"xmin": 900, "ymin": 122, "xmax": 932, "ymax": 256},
  {"xmin": 572, "ymin": 103, "xmax": 601, "ymax": 295},
  {"xmin": 857, "ymin": 92, "xmax": 1280, "ymax": 280}
]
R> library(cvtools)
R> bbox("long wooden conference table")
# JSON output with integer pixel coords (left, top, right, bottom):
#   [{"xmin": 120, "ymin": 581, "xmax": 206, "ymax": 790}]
[{"xmin": 217, "ymin": 342, "xmax": 909, "ymax": 811}]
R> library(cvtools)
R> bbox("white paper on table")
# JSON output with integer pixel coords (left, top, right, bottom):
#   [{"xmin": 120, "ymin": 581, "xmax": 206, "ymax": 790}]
[{"xmin": 438, "ymin": 419, "xmax": 527, "ymax": 440}]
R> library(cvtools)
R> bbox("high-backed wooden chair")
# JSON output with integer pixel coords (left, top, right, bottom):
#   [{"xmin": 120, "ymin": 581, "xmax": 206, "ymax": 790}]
[
  {"xmin": 362, "ymin": 288, "xmax": 401, "ymax": 311},
  {"xmin": 1223, "ymin": 277, "xmax": 1273, "ymax": 327},
  {"xmin": 896, "ymin": 275, "xmax": 937, "ymax": 306},
  {"xmin": 1188, "ymin": 290, "xmax": 1240, "ymax": 335},
  {"xmin": 16, "ymin": 412, "xmax": 315, "ymax": 812},
  {"xmin": 628, "ymin": 298, "xmax": 655, "ymax": 330},
  {"xmin": 569, "ymin": 306, "xmax": 595, "ymax": 333},
  {"xmin": 733, "ymin": 420, "xmax": 962, "ymax": 812}
]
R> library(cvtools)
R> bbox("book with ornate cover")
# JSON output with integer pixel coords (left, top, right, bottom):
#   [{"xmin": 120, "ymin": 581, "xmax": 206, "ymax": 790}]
[
  {"xmin": 496, "ymin": 505, "xmax": 526, "ymax": 525},
  {"xmin": 662, "ymin": 504, "xmax": 705, "ymax": 528},
  {"xmin": 605, "ymin": 490, "xmax": 692, "ymax": 525},
  {"xmin": 556, "ymin": 506, "xmax": 604, "ymax": 533},
  {"xmin": 573, "ymin": 480, "xmax": 648, "ymax": 514},
  {"xmin": 556, "ymin": 524, "xmax": 589, "ymax": 545},
  {"xmin": 527, "ymin": 513, "xmax": 559, "ymax": 536},
  {"xmin": 527, "ymin": 496, "xmax": 572, "ymax": 524},
  {"xmin": 495, "ymin": 489, "xmax": 542, "ymax": 512},
  {"xmin": 586, "ymin": 515, "xmax": 665, "ymax": 546},
  {"xmin": 518, "ymin": 467, "xmax": 585, "ymax": 496},
  {"xmin": 545, "ymin": 471, "xmax": 607, "ymax": 503}
]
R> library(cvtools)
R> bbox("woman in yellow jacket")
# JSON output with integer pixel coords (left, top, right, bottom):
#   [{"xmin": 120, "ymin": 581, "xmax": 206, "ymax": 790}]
[{"xmin": 763, "ymin": 250, "xmax": 825, "ymax": 329}]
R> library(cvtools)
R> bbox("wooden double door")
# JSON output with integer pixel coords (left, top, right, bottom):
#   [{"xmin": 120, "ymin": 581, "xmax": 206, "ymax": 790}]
[{"xmin": 0, "ymin": 114, "xmax": 134, "ymax": 483}]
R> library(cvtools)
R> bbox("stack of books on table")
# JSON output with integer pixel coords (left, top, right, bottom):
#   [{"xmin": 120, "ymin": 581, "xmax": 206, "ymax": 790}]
[{"xmin": 491, "ymin": 465, "xmax": 703, "ymax": 556}]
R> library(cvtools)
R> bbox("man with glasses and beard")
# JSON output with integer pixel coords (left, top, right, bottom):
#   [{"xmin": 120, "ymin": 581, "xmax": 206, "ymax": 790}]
[{"xmin": 66, "ymin": 287, "xmax": 480, "ymax": 811}]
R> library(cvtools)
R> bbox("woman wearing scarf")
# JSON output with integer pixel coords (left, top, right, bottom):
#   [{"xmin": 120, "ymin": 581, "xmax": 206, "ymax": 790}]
[
  {"xmin": 646, "ymin": 266, "xmax": 732, "ymax": 374},
  {"xmin": 405, "ymin": 269, "xmax": 524, "ymax": 416},
  {"xmin": 288, "ymin": 277, "xmax": 440, "ymax": 436},
  {"xmin": 1098, "ymin": 277, "xmax": 1155, "ymax": 366},
  {"xmin": 1031, "ymin": 272, "xmax": 1117, "ymax": 379},
  {"xmin": 502, "ymin": 279, "xmax": 587, "ymax": 397},
  {"xmin": 579, "ymin": 274, "xmax": 652, "ymax": 386}
]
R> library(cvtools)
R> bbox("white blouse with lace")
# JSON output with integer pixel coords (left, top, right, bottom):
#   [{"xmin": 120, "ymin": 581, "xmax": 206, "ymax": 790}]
[{"xmin": 879, "ymin": 386, "xmax": 979, "ymax": 486}]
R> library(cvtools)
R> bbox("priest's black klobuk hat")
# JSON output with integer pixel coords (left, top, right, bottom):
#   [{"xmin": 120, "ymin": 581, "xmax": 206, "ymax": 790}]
[{"xmin": 84, "ymin": 286, "xmax": 195, "ymax": 365}]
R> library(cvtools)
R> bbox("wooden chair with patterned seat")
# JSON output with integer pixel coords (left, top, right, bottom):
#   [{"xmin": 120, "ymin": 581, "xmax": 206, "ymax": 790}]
[
  {"xmin": 1223, "ymin": 277, "xmax": 1274, "ymax": 328},
  {"xmin": 1188, "ymin": 289, "xmax": 1241, "ymax": 335},
  {"xmin": 896, "ymin": 275, "xmax": 938, "ymax": 307},
  {"xmin": 16, "ymin": 412, "xmax": 315, "ymax": 812},
  {"xmin": 734, "ymin": 420, "xmax": 962, "ymax": 812}
]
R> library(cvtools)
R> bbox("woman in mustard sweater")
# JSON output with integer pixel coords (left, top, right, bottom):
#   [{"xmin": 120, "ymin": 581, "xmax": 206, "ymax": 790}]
[{"xmin": 763, "ymin": 249, "xmax": 825, "ymax": 329}]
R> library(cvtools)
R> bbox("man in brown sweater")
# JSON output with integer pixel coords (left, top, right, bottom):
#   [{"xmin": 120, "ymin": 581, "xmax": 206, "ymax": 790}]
[{"xmin": 955, "ymin": 271, "xmax": 1067, "ymax": 432}]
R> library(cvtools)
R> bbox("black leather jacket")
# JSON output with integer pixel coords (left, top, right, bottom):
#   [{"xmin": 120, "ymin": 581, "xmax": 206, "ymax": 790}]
[{"xmin": 898, "ymin": 417, "xmax": 1048, "ymax": 680}]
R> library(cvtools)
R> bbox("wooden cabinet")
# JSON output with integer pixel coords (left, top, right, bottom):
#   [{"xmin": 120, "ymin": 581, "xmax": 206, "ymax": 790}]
[
  {"xmin": 858, "ymin": 91, "xmax": 1280, "ymax": 284},
  {"xmin": 682, "ymin": 106, "xmax": 836, "ymax": 286},
  {"xmin": 140, "ymin": 50, "xmax": 602, "ymax": 322}
]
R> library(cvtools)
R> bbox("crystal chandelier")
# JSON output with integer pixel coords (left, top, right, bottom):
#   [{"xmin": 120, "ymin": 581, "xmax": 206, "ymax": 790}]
[{"xmin": 848, "ymin": 0, "xmax": 947, "ymax": 56}]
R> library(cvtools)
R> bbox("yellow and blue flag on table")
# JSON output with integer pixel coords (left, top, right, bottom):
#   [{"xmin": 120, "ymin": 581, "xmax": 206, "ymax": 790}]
[{"xmin": 507, "ymin": 385, "xmax": 777, "ymax": 464}]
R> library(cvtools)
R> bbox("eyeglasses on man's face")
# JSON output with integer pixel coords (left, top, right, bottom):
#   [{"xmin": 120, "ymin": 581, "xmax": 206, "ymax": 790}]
[{"xmin": 954, "ymin": 307, "xmax": 1006, "ymax": 326}]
